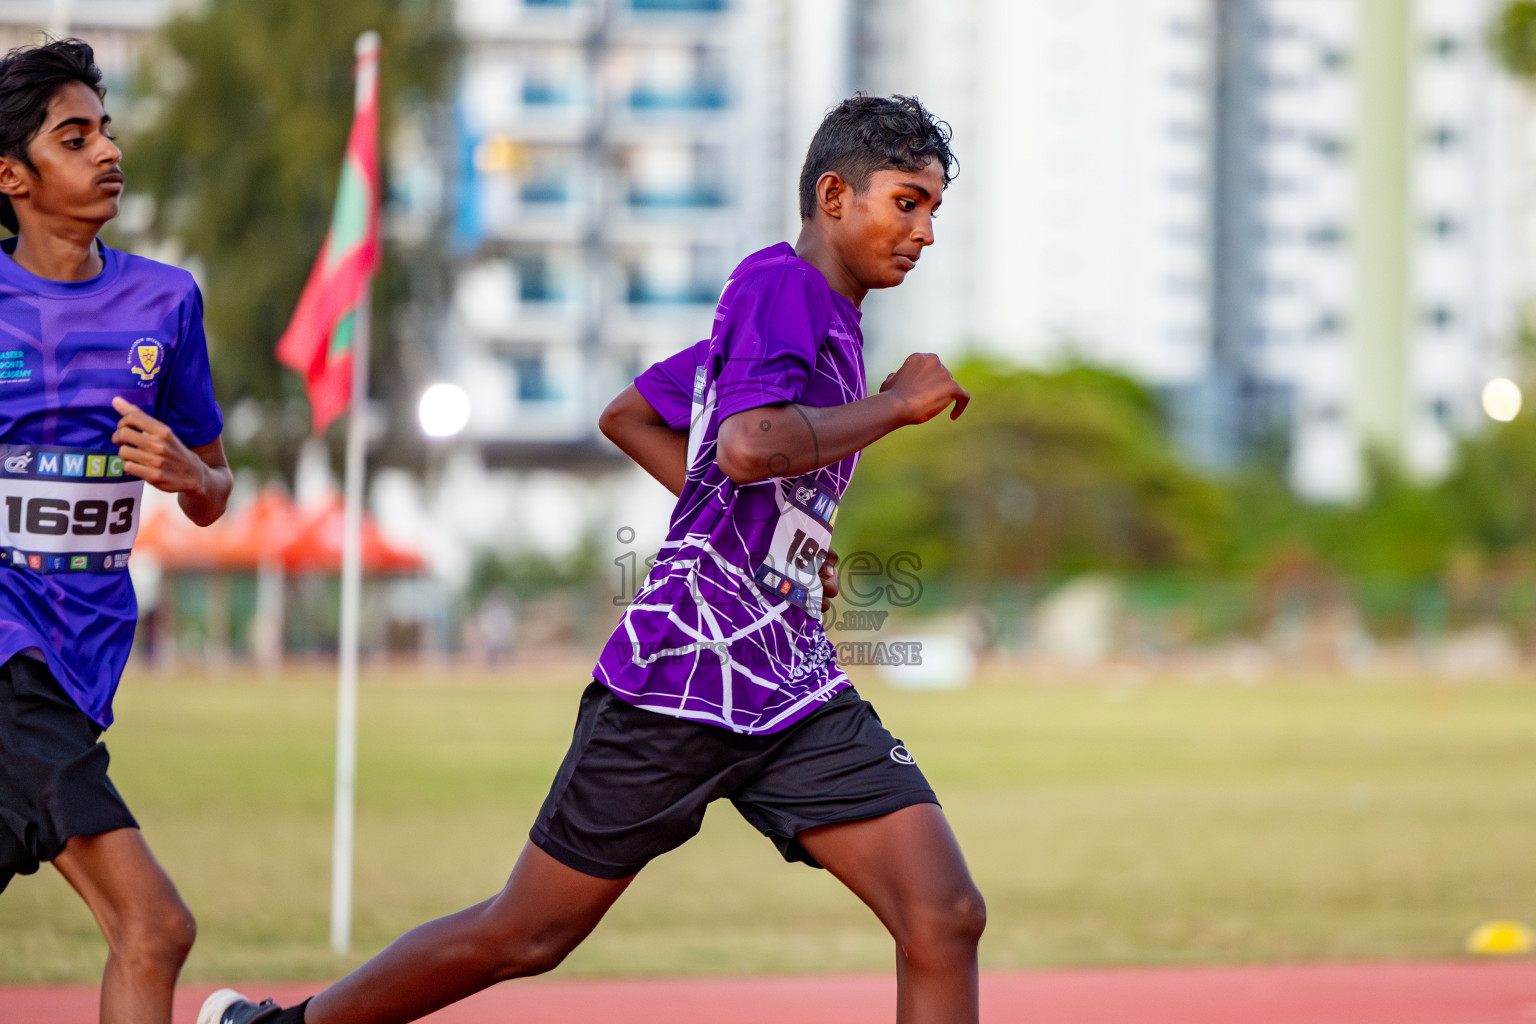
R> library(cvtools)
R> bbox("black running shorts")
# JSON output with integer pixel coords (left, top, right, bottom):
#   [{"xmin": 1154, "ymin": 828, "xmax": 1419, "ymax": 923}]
[
  {"xmin": 0, "ymin": 655, "xmax": 137, "ymax": 893},
  {"xmin": 530, "ymin": 681, "xmax": 939, "ymax": 879}
]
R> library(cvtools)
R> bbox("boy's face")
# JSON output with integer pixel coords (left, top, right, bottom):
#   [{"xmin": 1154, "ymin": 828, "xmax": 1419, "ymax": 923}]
[
  {"xmin": 0, "ymin": 80, "xmax": 122, "ymax": 229},
  {"xmin": 834, "ymin": 160, "xmax": 945, "ymax": 291}
]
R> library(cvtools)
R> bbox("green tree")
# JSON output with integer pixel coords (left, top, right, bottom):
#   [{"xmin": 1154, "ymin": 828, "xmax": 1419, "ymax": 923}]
[
  {"xmin": 1439, "ymin": 410, "xmax": 1536, "ymax": 566},
  {"xmin": 127, "ymin": 0, "xmax": 451, "ymax": 468},
  {"xmin": 1492, "ymin": 1, "xmax": 1536, "ymax": 80},
  {"xmin": 836, "ymin": 360, "xmax": 1232, "ymax": 586}
]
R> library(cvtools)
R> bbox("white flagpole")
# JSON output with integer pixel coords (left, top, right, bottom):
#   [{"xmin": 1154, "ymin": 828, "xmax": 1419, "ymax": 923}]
[
  {"xmin": 331, "ymin": 29, "xmax": 381, "ymax": 957},
  {"xmin": 49, "ymin": 0, "xmax": 73, "ymax": 37}
]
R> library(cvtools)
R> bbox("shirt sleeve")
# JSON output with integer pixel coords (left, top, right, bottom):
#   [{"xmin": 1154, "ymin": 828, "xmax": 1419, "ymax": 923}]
[
  {"xmin": 161, "ymin": 284, "xmax": 224, "ymax": 449},
  {"xmin": 635, "ymin": 338, "xmax": 707, "ymax": 431},
  {"xmin": 711, "ymin": 265, "xmax": 826, "ymax": 422}
]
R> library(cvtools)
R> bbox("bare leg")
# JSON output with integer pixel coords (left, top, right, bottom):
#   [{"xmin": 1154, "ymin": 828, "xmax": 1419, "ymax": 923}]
[
  {"xmin": 797, "ymin": 804, "xmax": 985, "ymax": 1024},
  {"xmin": 306, "ymin": 842, "xmax": 633, "ymax": 1024},
  {"xmin": 53, "ymin": 828, "xmax": 197, "ymax": 1024}
]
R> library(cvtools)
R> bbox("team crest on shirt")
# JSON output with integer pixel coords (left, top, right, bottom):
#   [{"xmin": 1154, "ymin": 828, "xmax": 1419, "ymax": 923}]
[{"xmin": 128, "ymin": 338, "xmax": 164, "ymax": 385}]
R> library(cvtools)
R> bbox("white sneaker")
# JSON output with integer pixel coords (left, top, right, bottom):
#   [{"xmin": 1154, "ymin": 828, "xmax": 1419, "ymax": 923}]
[{"xmin": 197, "ymin": 988, "xmax": 283, "ymax": 1024}]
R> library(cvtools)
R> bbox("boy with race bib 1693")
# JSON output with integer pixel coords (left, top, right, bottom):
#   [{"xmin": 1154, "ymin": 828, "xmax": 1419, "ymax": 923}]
[
  {"xmin": 0, "ymin": 39, "xmax": 231, "ymax": 1024},
  {"xmin": 204, "ymin": 94, "xmax": 979, "ymax": 1024}
]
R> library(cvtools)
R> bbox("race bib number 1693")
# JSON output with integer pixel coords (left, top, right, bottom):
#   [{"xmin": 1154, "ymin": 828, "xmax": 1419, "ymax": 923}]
[{"xmin": 0, "ymin": 446, "xmax": 144, "ymax": 573}]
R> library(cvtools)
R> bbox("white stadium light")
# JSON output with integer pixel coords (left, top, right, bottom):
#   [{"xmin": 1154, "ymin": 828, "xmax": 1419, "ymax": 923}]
[
  {"xmin": 1482, "ymin": 378, "xmax": 1522, "ymax": 423},
  {"xmin": 418, "ymin": 382, "xmax": 471, "ymax": 438}
]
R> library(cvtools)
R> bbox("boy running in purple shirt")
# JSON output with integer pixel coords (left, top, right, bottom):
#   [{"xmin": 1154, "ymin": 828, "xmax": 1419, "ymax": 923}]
[
  {"xmin": 208, "ymin": 94, "xmax": 979, "ymax": 1024},
  {"xmin": 0, "ymin": 39, "xmax": 232, "ymax": 1024}
]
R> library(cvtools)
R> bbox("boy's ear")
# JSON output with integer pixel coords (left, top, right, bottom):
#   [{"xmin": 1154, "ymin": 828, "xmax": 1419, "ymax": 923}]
[
  {"xmin": 815, "ymin": 171, "xmax": 847, "ymax": 220},
  {"xmin": 0, "ymin": 156, "xmax": 30, "ymax": 202}
]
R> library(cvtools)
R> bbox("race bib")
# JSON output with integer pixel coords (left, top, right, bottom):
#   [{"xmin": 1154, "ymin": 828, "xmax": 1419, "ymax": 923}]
[
  {"xmin": 754, "ymin": 477, "xmax": 838, "ymax": 615},
  {"xmin": 0, "ymin": 446, "xmax": 143, "ymax": 573}
]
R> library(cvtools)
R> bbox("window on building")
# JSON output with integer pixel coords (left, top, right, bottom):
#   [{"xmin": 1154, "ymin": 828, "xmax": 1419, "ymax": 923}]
[
  {"xmin": 630, "ymin": 0, "xmax": 727, "ymax": 12},
  {"xmin": 1427, "ymin": 397, "xmax": 1454, "ymax": 424},
  {"xmin": 1255, "ymin": 275, "xmax": 1296, "ymax": 297},
  {"xmin": 1428, "ymin": 35, "xmax": 1462, "ymax": 59},
  {"xmin": 1311, "ymin": 404, "xmax": 1343, "ymax": 424},
  {"xmin": 1307, "ymin": 224, "xmax": 1345, "ymax": 246},
  {"xmin": 1313, "ymin": 312, "xmax": 1343, "ymax": 336},
  {"xmin": 1258, "ymin": 18, "xmax": 1303, "ymax": 40},
  {"xmin": 1251, "ymin": 224, "xmax": 1284, "ymax": 245},
  {"xmin": 1311, "ymin": 134, "xmax": 1347, "ymax": 159},
  {"xmin": 1255, "ymin": 120, "xmax": 1297, "ymax": 143},
  {"xmin": 1427, "ymin": 215, "xmax": 1459, "ymax": 239},
  {"xmin": 1319, "ymin": 48, "xmax": 1349, "ymax": 71},
  {"xmin": 512, "ymin": 354, "xmax": 553, "ymax": 402},
  {"xmin": 1424, "ymin": 305, "xmax": 1457, "ymax": 331},
  {"xmin": 1425, "ymin": 124, "xmax": 1458, "ymax": 150},
  {"xmin": 1255, "ymin": 172, "xmax": 1298, "ymax": 194}
]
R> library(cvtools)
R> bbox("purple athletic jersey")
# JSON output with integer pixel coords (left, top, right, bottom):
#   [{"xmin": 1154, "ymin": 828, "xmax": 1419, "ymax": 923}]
[
  {"xmin": 595, "ymin": 243, "xmax": 866, "ymax": 734},
  {"xmin": 0, "ymin": 239, "xmax": 222, "ymax": 727}
]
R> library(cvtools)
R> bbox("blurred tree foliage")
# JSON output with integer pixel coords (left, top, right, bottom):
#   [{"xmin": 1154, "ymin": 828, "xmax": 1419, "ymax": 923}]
[
  {"xmin": 466, "ymin": 540, "xmax": 605, "ymax": 607},
  {"xmin": 1492, "ymin": 1, "xmax": 1536, "ymax": 80},
  {"xmin": 1220, "ymin": 456, "xmax": 1457, "ymax": 582},
  {"xmin": 835, "ymin": 361, "xmax": 1232, "ymax": 584},
  {"xmin": 837, "ymin": 356, "xmax": 1536, "ymax": 599},
  {"xmin": 127, "ymin": 0, "xmax": 452, "ymax": 467}
]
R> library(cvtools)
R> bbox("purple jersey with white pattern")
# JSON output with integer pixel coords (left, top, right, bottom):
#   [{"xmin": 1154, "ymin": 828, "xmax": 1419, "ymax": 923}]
[
  {"xmin": 595, "ymin": 243, "xmax": 865, "ymax": 734},
  {"xmin": 0, "ymin": 239, "xmax": 222, "ymax": 727}
]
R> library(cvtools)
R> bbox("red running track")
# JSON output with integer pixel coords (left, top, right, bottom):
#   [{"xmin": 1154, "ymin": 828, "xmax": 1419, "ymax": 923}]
[{"xmin": 4, "ymin": 962, "xmax": 1536, "ymax": 1023}]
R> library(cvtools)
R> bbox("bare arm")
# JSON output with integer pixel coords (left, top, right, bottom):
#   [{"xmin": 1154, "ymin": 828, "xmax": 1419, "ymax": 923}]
[
  {"xmin": 599, "ymin": 384, "xmax": 689, "ymax": 496},
  {"xmin": 111, "ymin": 397, "xmax": 233, "ymax": 527},
  {"xmin": 716, "ymin": 352, "xmax": 969, "ymax": 485}
]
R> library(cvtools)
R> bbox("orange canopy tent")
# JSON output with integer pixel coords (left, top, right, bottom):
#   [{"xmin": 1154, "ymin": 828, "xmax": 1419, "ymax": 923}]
[
  {"xmin": 278, "ymin": 495, "xmax": 426, "ymax": 574},
  {"xmin": 134, "ymin": 487, "xmax": 426, "ymax": 575},
  {"xmin": 210, "ymin": 486, "xmax": 307, "ymax": 570},
  {"xmin": 133, "ymin": 499, "xmax": 220, "ymax": 571}
]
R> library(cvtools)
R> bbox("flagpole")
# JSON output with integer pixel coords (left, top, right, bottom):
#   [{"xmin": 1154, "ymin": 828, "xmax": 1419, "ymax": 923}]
[{"xmin": 331, "ymin": 29, "xmax": 381, "ymax": 957}]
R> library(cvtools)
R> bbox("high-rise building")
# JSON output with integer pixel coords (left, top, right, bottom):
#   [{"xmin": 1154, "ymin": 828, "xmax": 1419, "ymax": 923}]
[
  {"xmin": 852, "ymin": 0, "xmax": 1219, "ymax": 390},
  {"xmin": 1208, "ymin": 0, "xmax": 1359, "ymax": 491},
  {"xmin": 445, "ymin": 0, "xmax": 856, "ymax": 464},
  {"xmin": 1401, "ymin": 0, "xmax": 1524, "ymax": 481},
  {"xmin": 849, "ymin": 0, "xmax": 1530, "ymax": 503},
  {"xmin": 0, "ymin": 1, "xmax": 182, "ymax": 97},
  {"xmin": 1211, "ymin": 0, "xmax": 1525, "ymax": 500}
]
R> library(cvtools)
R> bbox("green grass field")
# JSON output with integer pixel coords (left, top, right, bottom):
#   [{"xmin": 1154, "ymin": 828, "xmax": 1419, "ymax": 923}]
[{"xmin": 2, "ymin": 663, "xmax": 1534, "ymax": 984}]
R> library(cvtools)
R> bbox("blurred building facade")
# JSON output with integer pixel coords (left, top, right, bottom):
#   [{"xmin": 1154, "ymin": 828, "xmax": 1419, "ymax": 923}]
[
  {"xmin": 851, "ymin": 0, "xmax": 1530, "ymax": 502},
  {"xmin": 855, "ymin": 0, "xmax": 1218, "ymax": 390},
  {"xmin": 6, "ymin": 0, "xmax": 1534, "ymax": 564},
  {"xmin": 1205, "ymin": 0, "xmax": 1526, "ymax": 500},
  {"xmin": 443, "ymin": 0, "xmax": 1226, "ymax": 462},
  {"xmin": 446, "ymin": 0, "xmax": 856, "ymax": 464},
  {"xmin": 0, "ymin": 1, "xmax": 181, "ymax": 94},
  {"xmin": 0, "ymin": 0, "xmax": 196, "ymax": 243}
]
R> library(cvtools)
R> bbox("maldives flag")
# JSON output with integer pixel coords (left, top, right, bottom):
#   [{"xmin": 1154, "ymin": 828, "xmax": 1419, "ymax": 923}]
[{"xmin": 276, "ymin": 39, "xmax": 382, "ymax": 434}]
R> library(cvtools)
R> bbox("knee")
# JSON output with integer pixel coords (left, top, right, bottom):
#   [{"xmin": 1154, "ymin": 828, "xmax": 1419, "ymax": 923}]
[
  {"xmin": 899, "ymin": 885, "xmax": 986, "ymax": 966},
  {"xmin": 114, "ymin": 897, "xmax": 196, "ymax": 973},
  {"xmin": 469, "ymin": 907, "xmax": 578, "ymax": 982},
  {"xmin": 487, "ymin": 932, "xmax": 574, "ymax": 982}
]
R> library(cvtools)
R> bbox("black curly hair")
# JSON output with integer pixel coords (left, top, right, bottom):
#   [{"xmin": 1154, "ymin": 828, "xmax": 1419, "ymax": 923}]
[
  {"xmin": 797, "ymin": 94, "xmax": 956, "ymax": 222},
  {"xmin": 0, "ymin": 38, "xmax": 105, "ymax": 233}
]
